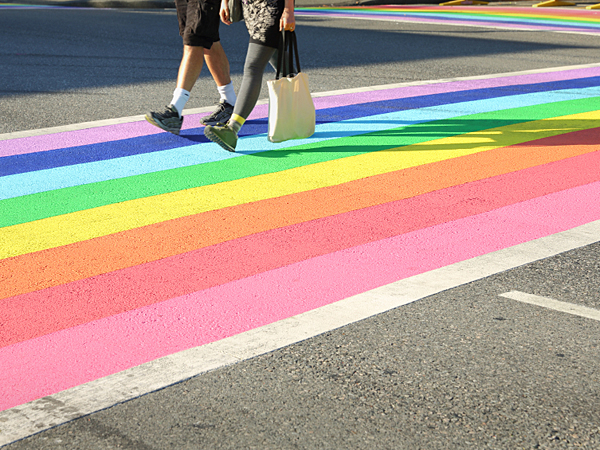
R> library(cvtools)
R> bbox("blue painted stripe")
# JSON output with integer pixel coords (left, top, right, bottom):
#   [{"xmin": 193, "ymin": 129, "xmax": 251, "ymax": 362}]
[
  {"xmin": 2, "ymin": 86, "xmax": 599, "ymax": 200},
  {"xmin": 2, "ymin": 76, "xmax": 600, "ymax": 177}
]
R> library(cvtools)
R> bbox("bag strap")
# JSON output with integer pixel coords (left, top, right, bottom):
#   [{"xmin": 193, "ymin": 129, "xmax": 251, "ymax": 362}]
[{"xmin": 275, "ymin": 30, "xmax": 302, "ymax": 80}]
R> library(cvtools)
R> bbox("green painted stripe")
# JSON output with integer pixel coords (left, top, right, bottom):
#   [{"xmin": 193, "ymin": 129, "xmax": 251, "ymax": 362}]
[{"xmin": 1, "ymin": 96, "xmax": 598, "ymax": 228}]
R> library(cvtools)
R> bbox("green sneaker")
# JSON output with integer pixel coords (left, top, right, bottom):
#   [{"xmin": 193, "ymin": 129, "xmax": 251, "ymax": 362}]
[{"xmin": 204, "ymin": 123, "xmax": 238, "ymax": 152}]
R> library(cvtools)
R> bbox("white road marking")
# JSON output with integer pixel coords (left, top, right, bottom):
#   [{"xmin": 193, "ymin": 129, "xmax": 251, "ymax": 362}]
[
  {"xmin": 500, "ymin": 291, "xmax": 600, "ymax": 322},
  {"xmin": 2, "ymin": 62, "xmax": 600, "ymax": 141},
  {"xmin": 1, "ymin": 219, "xmax": 599, "ymax": 447}
]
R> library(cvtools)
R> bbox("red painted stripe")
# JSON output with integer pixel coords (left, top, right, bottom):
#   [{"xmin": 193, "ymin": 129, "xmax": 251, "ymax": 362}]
[
  {"xmin": 2, "ymin": 181, "xmax": 600, "ymax": 411},
  {"xmin": 2, "ymin": 150, "xmax": 599, "ymax": 348}
]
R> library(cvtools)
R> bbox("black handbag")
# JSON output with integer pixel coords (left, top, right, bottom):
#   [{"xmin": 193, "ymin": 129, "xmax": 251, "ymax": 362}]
[{"xmin": 228, "ymin": 0, "xmax": 243, "ymax": 22}]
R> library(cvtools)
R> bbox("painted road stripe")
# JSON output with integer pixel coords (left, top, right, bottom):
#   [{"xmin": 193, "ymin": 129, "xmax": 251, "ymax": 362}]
[
  {"xmin": 296, "ymin": 6, "xmax": 600, "ymax": 35},
  {"xmin": 302, "ymin": 5, "xmax": 600, "ymax": 19},
  {"xmin": 500, "ymin": 291, "xmax": 600, "ymax": 322},
  {"xmin": 296, "ymin": 14, "xmax": 600, "ymax": 35},
  {"xmin": 329, "ymin": 11, "xmax": 600, "ymax": 29},
  {"xmin": 344, "ymin": 11, "xmax": 600, "ymax": 28},
  {"xmin": 2, "ymin": 181, "xmax": 600, "ymax": 409},
  {"xmin": 3, "ymin": 152, "xmax": 599, "ymax": 344},
  {"xmin": 2, "ymin": 134, "xmax": 599, "ymax": 301},
  {"xmin": 3, "ymin": 64, "xmax": 600, "ymax": 151},
  {"xmin": 373, "ymin": 6, "xmax": 600, "ymax": 22},
  {"xmin": 1, "ymin": 220, "xmax": 599, "ymax": 447},
  {"xmin": 4, "ymin": 91, "xmax": 600, "ymax": 226},
  {"xmin": 3, "ymin": 87, "xmax": 599, "ymax": 201},
  {"xmin": 3, "ymin": 105, "xmax": 600, "ymax": 258},
  {"xmin": 4, "ymin": 79, "xmax": 600, "ymax": 177},
  {"xmin": 1, "ymin": 63, "xmax": 600, "ymax": 445}
]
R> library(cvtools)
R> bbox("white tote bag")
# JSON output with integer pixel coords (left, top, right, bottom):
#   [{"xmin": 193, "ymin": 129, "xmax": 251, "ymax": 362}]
[{"xmin": 267, "ymin": 31, "xmax": 315, "ymax": 144}]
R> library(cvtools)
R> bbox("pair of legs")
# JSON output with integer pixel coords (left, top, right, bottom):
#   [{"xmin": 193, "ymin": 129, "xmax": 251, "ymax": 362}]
[
  {"xmin": 145, "ymin": 41, "xmax": 236, "ymax": 135},
  {"xmin": 145, "ymin": 0, "xmax": 236, "ymax": 135},
  {"xmin": 169, "ymin": 40, "xmax": 237, "ymax": 123},
  {"xmin": 204, "ymin": 0, "xmax": 294, "ymax": 151},
  {"xmin": 204, "ymin": 43, "xmax": 277, "ymax": 151},
  {"xmin": 176, "ymin": 42, "xmax": 230, "ymax": 93},
  {"xmin": 231, "ymin": 43, "xmax": 277, "ymax": 120}
]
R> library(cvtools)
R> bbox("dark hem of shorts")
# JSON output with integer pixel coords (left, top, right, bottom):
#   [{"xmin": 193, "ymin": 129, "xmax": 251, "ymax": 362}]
[
  {"xmin": 249, "ymin": 37, "xmax": 278, "ymax": 49},
  {"xmin": 182, "ymin": 37, "xmax": 217, "ymax": 49}
]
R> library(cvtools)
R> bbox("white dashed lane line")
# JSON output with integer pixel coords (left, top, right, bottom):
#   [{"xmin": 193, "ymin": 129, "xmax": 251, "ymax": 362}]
[{"xmin": 500, "ymin": 291, "xmax": 600, "ymax": 322}]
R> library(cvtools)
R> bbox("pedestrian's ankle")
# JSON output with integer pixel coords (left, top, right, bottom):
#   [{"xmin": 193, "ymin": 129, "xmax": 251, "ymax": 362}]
[{"xmin": 228, "ymin": 114, "xmax": 244, "ymax": 133}]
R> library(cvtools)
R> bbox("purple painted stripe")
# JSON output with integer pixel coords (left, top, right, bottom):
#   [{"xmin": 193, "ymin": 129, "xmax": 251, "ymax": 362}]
[{"xmin": 1, "ymin": 66, "xmax": 600, "ymax": 158}]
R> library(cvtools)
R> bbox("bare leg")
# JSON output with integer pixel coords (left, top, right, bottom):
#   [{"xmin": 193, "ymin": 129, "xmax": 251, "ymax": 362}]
[
  {"xmin": 204, "ymin": 41, "xmax": 232, "ymax": 88},
  {"xmin": 176, "ymin": 45, "xmax": 205, "ymax": 92}
]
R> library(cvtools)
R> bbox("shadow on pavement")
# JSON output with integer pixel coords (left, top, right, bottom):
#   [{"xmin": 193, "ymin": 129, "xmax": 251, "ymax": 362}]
[{"xmin": 0, "ymin": 10, "xmax": 595, "ymax": 98}]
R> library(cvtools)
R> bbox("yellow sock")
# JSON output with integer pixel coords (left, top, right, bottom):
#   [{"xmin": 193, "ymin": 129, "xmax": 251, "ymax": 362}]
[{"xmin": 228, "ymin": 114, "xmax": 245, "ymax": 132}]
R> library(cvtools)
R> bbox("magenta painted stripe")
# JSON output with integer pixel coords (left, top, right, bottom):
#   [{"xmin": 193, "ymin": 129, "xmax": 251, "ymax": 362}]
[
  {"xmin": 2, "ymin": 66, "xmax": 600, "ymax": 157},
  {"xmin": 1, "ymin": 181, "xmax": 600, "ymax": 411}
]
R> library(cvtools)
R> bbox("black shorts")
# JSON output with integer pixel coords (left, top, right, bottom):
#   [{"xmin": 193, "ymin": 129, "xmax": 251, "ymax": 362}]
[{"xmin": 176, "ymin": 0, "xmax": 221, "ymax": 48}]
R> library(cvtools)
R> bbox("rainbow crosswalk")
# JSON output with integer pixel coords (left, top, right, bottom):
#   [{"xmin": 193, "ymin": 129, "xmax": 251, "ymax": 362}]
[
  {"xmin": 2, "ymin": 62, "xmax": 600, "ymax": 443},
  {"xmin": 296, "ymin": 5, "xmax": 600, "ymax": 34},
  {"xmin": 3, "ymin": 3, "xmax": 600, "ymax": 445}
]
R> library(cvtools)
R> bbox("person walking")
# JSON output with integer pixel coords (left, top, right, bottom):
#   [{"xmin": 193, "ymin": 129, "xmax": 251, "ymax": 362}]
[
  {"xmin": 203, "ymin": 0, "xmax": 295, "ymax": 152},
  {"xmin": 145, "ymin": 0, "xmax": 237, "ymax": 135}
]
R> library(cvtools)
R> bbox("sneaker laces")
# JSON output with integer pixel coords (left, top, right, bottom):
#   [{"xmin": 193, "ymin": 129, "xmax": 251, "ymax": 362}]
[
  {"xmin": 203, "ymin": 101, "xmax": 231, "ymax": 122},
  {"xmin": 155, "ymin": 105, "xmax": 179, "ymax": 120},
  {"xmin": 213, "ymin": 101, "xmax": 229, "ymax": 113}
]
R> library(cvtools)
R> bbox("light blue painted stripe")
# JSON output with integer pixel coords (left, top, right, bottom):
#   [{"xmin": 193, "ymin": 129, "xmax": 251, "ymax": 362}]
[{"xmin": 1, "ymin": 86, "xmax": 599, "ymax": 200}]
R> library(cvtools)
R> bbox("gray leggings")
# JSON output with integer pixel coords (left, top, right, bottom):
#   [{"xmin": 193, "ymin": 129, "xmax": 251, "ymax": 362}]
[{"xmin": 233, "ymin": 43, "xmax": 282, "ymax": 121}]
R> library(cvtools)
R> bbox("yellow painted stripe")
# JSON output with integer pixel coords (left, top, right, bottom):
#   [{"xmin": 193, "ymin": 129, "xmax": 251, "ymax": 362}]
[{"xmin": 2, "ymin": 110, "xmax": 599, "ymax": 259}]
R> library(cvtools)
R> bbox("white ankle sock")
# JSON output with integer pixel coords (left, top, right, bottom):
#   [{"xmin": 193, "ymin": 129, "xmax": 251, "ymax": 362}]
[
  {"xmin": 170, "ymin": 88, "xmax": 190, "ymax": 117},
  {"xmin": 217, "ymin": 82, "xmax": 236, "ymax": 106}
]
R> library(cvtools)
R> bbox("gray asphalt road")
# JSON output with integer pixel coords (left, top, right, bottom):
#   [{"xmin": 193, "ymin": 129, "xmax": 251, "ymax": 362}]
[
  {"xmin": 2, "ymin": 7, "xmax": 600, "ymax": 449},
  {"xmin": 2, "ymin": 7, "xmax": 600, "ymax": 134}
]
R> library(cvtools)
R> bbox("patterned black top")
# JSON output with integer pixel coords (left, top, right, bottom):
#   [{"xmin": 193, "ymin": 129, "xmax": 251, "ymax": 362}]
[{"xmin": 242, "ymin": 0, "xmax": 285, "ymax": 48}]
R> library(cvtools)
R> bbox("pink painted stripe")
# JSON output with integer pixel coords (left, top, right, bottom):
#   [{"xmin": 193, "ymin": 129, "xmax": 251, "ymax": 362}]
[
  {"xmin": 2, "ymin": 66, "xmax": 600, "ymax": 157},
  {"xmin": 1, "ymin": 181, "xmax": 600, "ymax": 411},
  {"xmin": 3, "ymin": 150, "xmax": 600, "ymax": 347}
]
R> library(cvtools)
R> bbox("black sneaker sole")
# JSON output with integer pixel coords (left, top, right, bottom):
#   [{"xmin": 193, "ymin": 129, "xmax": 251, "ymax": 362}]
[
  {"xmin": 145, "ymin": 114, "xmax": 181, "ymax": 136},
  {"xmin": 204, "ymin": 127, "xmax": 236, "ymax": 152}
]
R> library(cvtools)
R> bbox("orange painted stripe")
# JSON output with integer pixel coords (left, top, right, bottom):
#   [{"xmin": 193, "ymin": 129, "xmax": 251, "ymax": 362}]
[{"xmin": 1, "ymin": 127, "xmax": 599, "ymax": 300}]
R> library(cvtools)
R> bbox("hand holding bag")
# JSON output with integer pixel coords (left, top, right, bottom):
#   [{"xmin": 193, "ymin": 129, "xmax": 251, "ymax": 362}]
[{"xmin": 267, "ymin": 31, "xmax": 316, "ymax": 144}]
